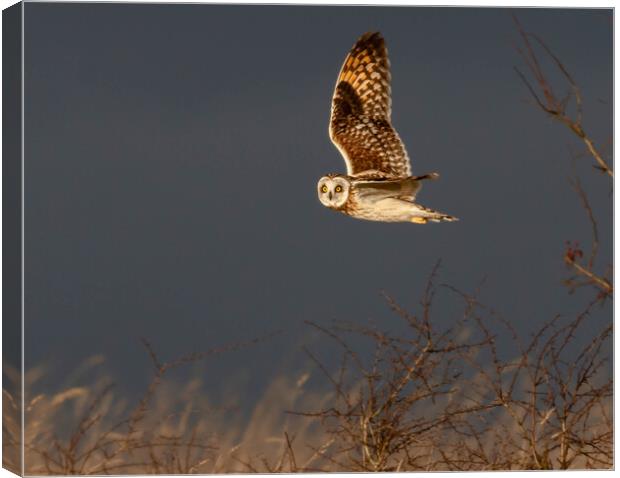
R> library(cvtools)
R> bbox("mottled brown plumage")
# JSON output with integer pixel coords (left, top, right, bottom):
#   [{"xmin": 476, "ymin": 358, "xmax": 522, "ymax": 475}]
[
  {"xmin": 329, "ymin": 32, "xmax": 411, "ymax": 179},
  {"xmin": 318, "ymin": 32, "xmax": 457, "ymax": 224}
]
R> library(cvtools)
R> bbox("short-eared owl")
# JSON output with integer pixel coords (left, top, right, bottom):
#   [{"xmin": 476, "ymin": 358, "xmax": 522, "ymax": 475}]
[{"xmin": 317, "ymin": 32, "xmax": 457, "ymax": 224}]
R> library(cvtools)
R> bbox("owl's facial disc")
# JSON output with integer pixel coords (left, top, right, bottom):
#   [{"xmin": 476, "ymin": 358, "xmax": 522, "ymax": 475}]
[{"xmin": 317, "ymin": 176, "xmax": 350, "ymax": 209}]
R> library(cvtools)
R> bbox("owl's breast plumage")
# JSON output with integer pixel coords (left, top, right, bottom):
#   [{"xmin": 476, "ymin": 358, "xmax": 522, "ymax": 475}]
[{"xmin": 341, "ymin": 184, "xmax": 388, "ymax": 221}]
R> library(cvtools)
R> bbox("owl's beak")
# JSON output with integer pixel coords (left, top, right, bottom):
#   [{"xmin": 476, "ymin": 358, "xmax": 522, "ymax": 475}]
[{"xmin": 328, "ymin": 192, "xmax": 333, "ymax": 200}]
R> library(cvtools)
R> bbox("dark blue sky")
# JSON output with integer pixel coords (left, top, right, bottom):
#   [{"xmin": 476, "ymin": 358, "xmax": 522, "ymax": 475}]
[{"xmin": 24, "ymin": 4, "xmax": 612, "ymax": 403}]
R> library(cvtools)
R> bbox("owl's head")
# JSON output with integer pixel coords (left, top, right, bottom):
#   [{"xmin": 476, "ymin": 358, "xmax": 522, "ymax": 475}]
[{"xmin": 317, "ymin": 175, "xmax": 350, "ymax": 209}]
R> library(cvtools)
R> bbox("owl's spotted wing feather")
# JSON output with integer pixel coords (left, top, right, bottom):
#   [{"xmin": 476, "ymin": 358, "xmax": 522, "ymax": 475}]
[{"xmin": 329, "ymin": 32, "xmax": 412, "ymax": 179}]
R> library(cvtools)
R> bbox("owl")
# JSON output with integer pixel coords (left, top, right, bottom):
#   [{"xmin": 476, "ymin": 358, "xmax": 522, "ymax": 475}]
[{"xmin": 317, "ymin": 32, "xmax": 458, "ymax": 224}]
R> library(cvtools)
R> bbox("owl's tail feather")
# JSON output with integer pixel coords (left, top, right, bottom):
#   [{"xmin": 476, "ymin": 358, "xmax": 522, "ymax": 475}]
[
  {"xmin": 411, "ymin": 203, "xmax": 459, "ymax": 224},
  {"xmin": 428, "ymin": 213, "xmax": 459, "ymax": 223},
  {"xmin": 410, "ymin": 172, "xmax": 440, "ymax": 181}
]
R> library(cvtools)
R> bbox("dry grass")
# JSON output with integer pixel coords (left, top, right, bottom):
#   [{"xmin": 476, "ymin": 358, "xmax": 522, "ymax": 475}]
[
  {"xmin": 2, "ymin": 270, "xmax": 611, "ymax": 474},
  {"xmin": 3, "ymin": 336, "xmax": 337, "ymax": 475}
]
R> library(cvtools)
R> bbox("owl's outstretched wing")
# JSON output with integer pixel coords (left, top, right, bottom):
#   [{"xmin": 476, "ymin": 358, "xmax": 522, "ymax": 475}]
[{"xmin": 329, "ymin": 32, "xmax": 412, "ymax": 179}]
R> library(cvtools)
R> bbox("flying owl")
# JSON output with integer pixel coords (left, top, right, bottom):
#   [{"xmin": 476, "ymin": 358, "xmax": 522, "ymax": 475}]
[{"xmin": 317, "ymin": 32, "xmax": 458, "ymax": 224}]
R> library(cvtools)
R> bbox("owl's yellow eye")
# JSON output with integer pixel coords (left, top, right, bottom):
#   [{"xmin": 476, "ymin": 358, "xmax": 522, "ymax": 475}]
[
  {"xmin": 335, "ymin": 185, "xmax": 343, "ymax": 193},
  {"xmin": 321, "ymin": 185, "xmax": 328, "ymax": 193}
]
